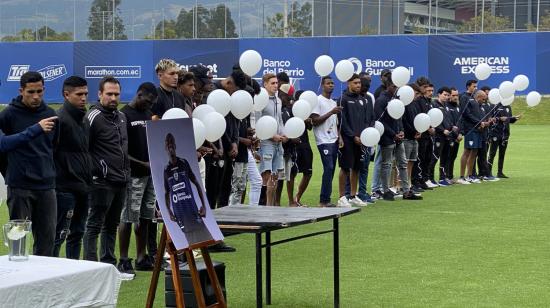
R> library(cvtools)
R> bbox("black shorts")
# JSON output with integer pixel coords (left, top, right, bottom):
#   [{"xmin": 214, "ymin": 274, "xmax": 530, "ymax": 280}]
[
  {"xmin": 338, "ymin": 137, "xmax": 363, "ymax": 171},
  {"xmin": 295, "ymin": 145, "xmax": 313, "ymax": 175}
]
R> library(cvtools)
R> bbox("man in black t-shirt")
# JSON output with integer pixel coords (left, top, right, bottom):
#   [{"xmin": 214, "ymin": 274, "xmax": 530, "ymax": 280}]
[
  {"xmin": 163, "ymin": 133, "xmax": 213, "ymax": 246},
  {"xmin": 152, "ymin": 59, "xmax": 191, "ymax": 120},
  {"xmin": 293, "ymin": 90, "xmax": 314, "ymax": 207},
  {"xmin": 118, "ymin": 83, "xmax": 158, "ymax": 274}
]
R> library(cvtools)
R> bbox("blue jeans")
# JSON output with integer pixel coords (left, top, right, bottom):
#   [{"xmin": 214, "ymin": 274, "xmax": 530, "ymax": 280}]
[
  {"xmin": 345, "ymin": 147, "xmax": 371, "ymax": 199},
  {"xmin": 53, "ymin": 190, "xmax": 90, "ymax": 259},
  {"xmin": 370, "ymin": 147, "xmax": 383, "ymax": 192},
  {"xmin": 317, "ymin": 142, "xmax": 338, "ymax": 204}
]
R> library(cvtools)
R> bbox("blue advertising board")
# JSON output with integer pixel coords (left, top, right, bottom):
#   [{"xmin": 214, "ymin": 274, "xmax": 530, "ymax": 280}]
[
  {"xmin": 239, "ymin": 37, "xmax": 330, "ymax": 92},
  {"xmin": 73, "ymin": 40, "xmax": 155, "ymax": 103},
  {"xmin": 428, "ymin": 33, "xmax": 537, "ymax": 94},
  {"xmin": 536, "ymin": 32, "xmax": 550, "ymax": 93},
  {"xmin": 0, "ymin": 42, "xmax": 73, "ymax": 103},
  {"xmin": 329, "ymin": 36, "xmax": 429, "ymax": 93}
]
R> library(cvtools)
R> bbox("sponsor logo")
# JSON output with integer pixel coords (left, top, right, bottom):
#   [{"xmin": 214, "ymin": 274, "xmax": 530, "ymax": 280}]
[
  {"xmin": 84, "ymin": 66, "xmax": 141, "ymax": 78},
  {"xmin": 7, "ymin": 65, "xmax": 30, "ymax": 81},
  {"xmin": 345, "ymin": 58, "xmax": 415, "ymax": 76},
  {"xmin": 262, "ymin": 58, "xmax": 305, "ymax": 78},
  {"xmin": 178, "ymin": 62, "xmax": 219, "ymax": 78},
  {"xmin": 348, "ymin": 57, "xmax": 363, "ymax": 74},
  {"xmin": 453, "ymin": 56, "xmax": 510, "ymax": 74},
  {"xmin": 37, "ymin": 64, "xmax": 67, "ymax": 82}
]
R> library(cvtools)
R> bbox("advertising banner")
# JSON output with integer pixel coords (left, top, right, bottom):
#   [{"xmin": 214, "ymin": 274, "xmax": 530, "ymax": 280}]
[
  {"xmin": 0, "ymin": 42, "xmax": 73, "ymax": 103},
  {"xmin": 428, "ymin": 33, "xmax": 537, "ymax": 94},
  {"xmin": 74, "ymin": 41, "xmax": 155, "ymax": 103}
]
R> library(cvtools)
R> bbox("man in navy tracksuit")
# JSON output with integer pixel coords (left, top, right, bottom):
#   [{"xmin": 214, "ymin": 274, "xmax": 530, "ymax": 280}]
[
  {"xmin": 488, "ymin": 104, "xmax": 520, "ymax": 178},
  {"xmin": 83, "ymin": 76, "xmax": 130, "ymax": 265},
  {"xmin": 428, "ymin": 87, "xmax": 453, "ymax": 186},
  {"xmin": 0, "ymin": 71, "xmax": 58, "ymax": 256},
  {"xmin": 337, "ymin": 74, "xmax": 373, "ymax": 207},
  {"xmin": 374, "ymin": 77, "xmax": 422, "ymax": 201},
  {"xmin": 445, "ymin": 88, "xmax": 463, "ymax": 182},
  {"xmin": 475, "ymin": 98, "xmax": 497, "ymax": 181},
  {"xmin": 411, "ymin": 77, "xmax": 435, "ymax": 190}
]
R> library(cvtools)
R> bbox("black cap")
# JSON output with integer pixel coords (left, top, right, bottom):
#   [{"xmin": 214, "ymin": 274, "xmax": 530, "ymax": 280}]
[{"xmin": 189, "ymin": 65, "xmax": 212, "ymax": 85}]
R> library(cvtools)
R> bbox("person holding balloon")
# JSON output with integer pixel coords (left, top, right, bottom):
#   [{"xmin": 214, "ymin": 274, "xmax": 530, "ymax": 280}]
[
  {"xmin": 402, "ymin": 83, "xmax": 424, "ymax": 193},
  {"xmin": 488, "ymin": 104, "xmax": 521, "ymax": 179},
  {"xmin": 429, "ymin": 87, "xmax": 453, "ymax": 187},
  {"xmin": 445, "ymin": 88, "xmax": 463, "ymax": 183}
]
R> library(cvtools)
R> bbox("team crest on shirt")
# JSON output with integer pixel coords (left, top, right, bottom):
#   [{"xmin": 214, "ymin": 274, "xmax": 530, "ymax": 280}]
[
  {"xmin": 173, "ymin": 171, "xmax": 178, "ymax": 181},
  {"xmin": 324, "ymin": 149, "xmax": 329, "ymax": 155},
  {"xmin": 493, "ymin": 137, "xmax": 498, "ymax": 141},
  {"xmin": 506, "ymin": 108, "xmax": 510, "ymax": 113},
  {"xmin": 469, "ymin": 141, "xmax": 473, "ymax": 146},
  {"xmin": 436, "ymin": 142, "xmax": 441, "ymax": 147}
]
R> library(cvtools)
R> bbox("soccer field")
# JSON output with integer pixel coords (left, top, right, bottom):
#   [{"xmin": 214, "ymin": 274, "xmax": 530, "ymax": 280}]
[{"xmin": 1, "ymin": 108, "xmax": 549, "ymax": 307}]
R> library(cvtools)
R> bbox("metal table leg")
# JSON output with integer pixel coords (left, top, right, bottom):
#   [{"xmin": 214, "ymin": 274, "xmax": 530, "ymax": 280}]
[
  {"xmin": 266, "ymin": 231, "xmax": 271, "ymax": 305},
  {"xmin": 333, "ymin": 218, "xmax": 339, "ymax": 308},
  {"xmin": 256, "ymin": 232, "xmax": 263, "ymax": 308}
]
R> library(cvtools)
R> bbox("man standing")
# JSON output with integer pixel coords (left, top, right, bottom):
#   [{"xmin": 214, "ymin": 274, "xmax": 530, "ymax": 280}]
[
  {"xmin": 53, "ymin": 76, "xmax": 92, "ymax": 259},
  {"xmin": 402, "ymin": 83, "xmax": 423, "ymax": 192},
  {"xmin": 375, "ymin": 77, "xmax": 423, "ymax": 201},
  {"xmin": 445, "ymin": 88, "xmax": 463, "ymax": 182},
  {"xmin": 258, "ymin": 73, "xmax": 287, "ymax": 206},
  {"xmin": 117, "ymin": 83, "xmax": 158, "ymax": 274},
  {"xmin": 337, "ymin": 74, "xmax": 372, "ymax": 207},
  {"xmin": 311, "ymin": 76, "xmax": 341, "ymax": 207},
  {"xmin": 0, "ymin": 71, "xmax": 58, "ymax": 256},
  {"xmin": 84, "ymin": 76, "xmax": 130, "ymax": 265},
  {"xmin": 457, "ymin": 90, "xmax": 490, "ymax": 184},
  {"xmin": 428, "ymin": 87, "xmax": 452, "ymax": 186},
  {"xmin": 488, "ymin": 104, "xmax": 520, "ymax": 178},
  {"xmin": 460, "ymin": 80, "xmax": 478, "ymax": 110},
  {"xmin": 152, "ymin": 59, "xmax": 191, "ymax": 119}
]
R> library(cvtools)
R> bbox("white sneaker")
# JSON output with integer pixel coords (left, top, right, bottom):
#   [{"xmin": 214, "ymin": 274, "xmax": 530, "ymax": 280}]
[
  {"xmin": 337, "ymin": 196, "xmax": 352, "ymax": 208},
  {"xmin": 349, "ymin": 196, "xmax": 368, "ymax": 207},
  {"xmin": 425, "ymin": 180, "xmax": 438, "ymax": 188},
  {"xmin": 456, "ymin": 178, "xmax": 471, "ymax": 185},
  {"xmin": 468, "ymin": 177, "xmax": 481, "ymax": 184}
]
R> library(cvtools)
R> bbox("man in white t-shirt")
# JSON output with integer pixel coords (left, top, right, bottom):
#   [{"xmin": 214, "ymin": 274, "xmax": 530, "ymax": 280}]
[{"xmin": 310, "ymin": 76, "xmax": 342, "ymax": 207}]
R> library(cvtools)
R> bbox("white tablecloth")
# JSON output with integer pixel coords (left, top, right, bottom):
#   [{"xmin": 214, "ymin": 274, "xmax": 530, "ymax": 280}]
[{"xmin": 0, "ymin": 255, "xmax": 121, "ymax": 308}]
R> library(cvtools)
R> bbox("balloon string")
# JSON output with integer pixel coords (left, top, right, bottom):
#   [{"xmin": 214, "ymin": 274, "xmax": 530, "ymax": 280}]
[{"xmin": 462, "ymin": 103, "xmax": 499, "ymax": 137}]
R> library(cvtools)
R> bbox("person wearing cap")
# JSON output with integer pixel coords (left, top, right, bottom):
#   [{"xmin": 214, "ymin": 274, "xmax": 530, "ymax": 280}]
[
  {"xmin": 152, "ymin": 59, "xmax": 191, "ymax": 120},
  {"xmin": 189, "ymin": 65, "xmax": 214, "ymax": 105},
  {"xmin": 374, "ymin": 69, "xmax": 392, "ymax": 100}
]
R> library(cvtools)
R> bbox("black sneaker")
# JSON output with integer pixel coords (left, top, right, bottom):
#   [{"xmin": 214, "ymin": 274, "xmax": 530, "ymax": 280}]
[
  {"xmin": 403, "ymin": 191, "xmax": 423, "ymax": 200},
  {"xmin": 117, "ymin": 258, "xmax": 136, "ymax": 275},
  {"xmin": 382, "ymin": 191, "xmax": 395, "ymax": 201},
  {"xmin": 208, "ymin": 242, "xmax": 237, "ymax": 253},
  {"xmin": 412, "ymin": 185, "xmax": 425, "ymax": 193},
  {"xmin": 497, "ymin": 173, "xmax": 509, "ymax": 179},
  {"xmin": 419, "ymin": 181, "xmax": 433, "ymax": 190},
  {"xmin": 135, "ymin": 255, "xmax": 154, "ymax": 271}
]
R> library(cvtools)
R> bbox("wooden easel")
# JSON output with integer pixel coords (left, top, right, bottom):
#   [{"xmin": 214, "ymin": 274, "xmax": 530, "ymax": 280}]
[{"xmin": 146, "ymin": 225, "xmax": 227, "ymax": 308}]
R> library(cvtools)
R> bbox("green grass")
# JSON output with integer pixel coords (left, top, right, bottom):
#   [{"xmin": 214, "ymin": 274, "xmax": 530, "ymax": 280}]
[{"xmin": 1, "ymin": 103, "xmax": 549, "ymax": 307}]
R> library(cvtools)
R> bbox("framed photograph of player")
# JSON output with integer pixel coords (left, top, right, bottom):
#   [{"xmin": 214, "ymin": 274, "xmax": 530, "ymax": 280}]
[{"xmin": 146, "ymin": 118, "xmax": 223, "ymax": 250}]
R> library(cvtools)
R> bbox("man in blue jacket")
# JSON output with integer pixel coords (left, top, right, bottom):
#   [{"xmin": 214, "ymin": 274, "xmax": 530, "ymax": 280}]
[{"xmin": 0, "ymin": 71, "xmax": 58, "ymax": 256}]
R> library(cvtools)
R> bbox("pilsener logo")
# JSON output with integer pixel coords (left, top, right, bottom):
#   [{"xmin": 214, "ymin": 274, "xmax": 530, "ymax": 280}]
[
  {"xmin": 7, "ymin": 65, "xmax": 30, "ymax": 81},
  {"xmin": 38, "ymin": 64, "xmax": 67, "ymax": 82}
]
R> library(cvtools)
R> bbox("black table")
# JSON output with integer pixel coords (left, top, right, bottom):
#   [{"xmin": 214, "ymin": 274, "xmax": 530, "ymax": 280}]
[{"xmin": 213, "ymin": 205, "xmax": 360, "ymax": 308}]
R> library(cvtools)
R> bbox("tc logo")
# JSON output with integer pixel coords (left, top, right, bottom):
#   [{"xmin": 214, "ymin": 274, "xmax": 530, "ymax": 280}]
[
  {"xmin": 7, "ymin": 65, "xmax": 30, "ymax": 81},
  {"xmin": 348, "ymin": 57, "xmax": 363, "ymax": 74}
]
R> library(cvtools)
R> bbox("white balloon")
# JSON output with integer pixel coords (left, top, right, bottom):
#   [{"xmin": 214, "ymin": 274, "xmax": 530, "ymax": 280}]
[
  {"xmin": 207, "ymin": 89, "xmax": 231, "ymax": 116},
  {"xmin": 300, "ymin": 90, "xmax": 319, "ymax": 110},
  {"xmin": 501, "ymin": 95, "xmax": 515, "ymax": 106},
  {"xmin": 314, "ymin": 55, "xmax": 334, "ymax": 76},
  {"xmin": 203, "ymin": 112, "xmax": 226, "ymax": 142},
  {"xmin": 283, "ymin": 117, "xmax": 306, "ymax": 139},
  {"xmin": 360, "ymin": 127, "xmax": 380, "ymax": 147},
  {"xmin": 374, "ymin": 121, "xmax": 385, "ymax": 136},
  {"xmin": 162, "ymin": 108, "xmax": 189, "ymax": 119},
  {"xmin": 292, "ymin": 99, "xmax": 312, "ymax": 120},
  {"xmin": 335, "ymin": 60, "xmax": 354, "ymax": 82},
  {"xmin": 413, "ymin": 113, "xmax": 431, "ymax": 133},
  {"xmin": 387, "ymin": 99, "xmax": 405, "ymax": 119},
  {"xmin": 192, "ymin": 118, "xmax": 206, "ymax": 150},
  {"xmin": 488, "ymin": 88, "xmax": 501, "ymax": 105},
  {"xmin": 392, "ymin": 66, "xmax": 410, "ymax": 88},
  {"xmin": 239, "ymin": 50, "xmax": 262, "ymax": 76},
  {"xmin": 397, "ymin": 85, "xmax": 414, "ymax": 105},
  {"xmin": 230, "ymin": 90, "xmax": 254, "ymax": 120},
  {"xmin": 192, "ymin": 104, "xmax": 216, "ymax": 122},
  {"xmin": 428, "ymin": 108, "xmax": 444, "ymax": 127},
  {"xmin": 513, "ymin": 74, "xmax": 529, "ymax": 91},
  {"xmin": 254, "ymin": 88, "xmax": 270, "ymax": 111},
  {"xmin": 526, "ymin": 91, "xmax": 541, "ymax": 107},
  {"xmin": 499, "ymin": 81, "xmax": 515, "ymax": 99},
  {"xmin": 255, "ymin": 116, "xmax": 278, "ymax": 140},
  {"xmin": 474, "ymin": 63, "xmax": 492, "ymax": 81}
]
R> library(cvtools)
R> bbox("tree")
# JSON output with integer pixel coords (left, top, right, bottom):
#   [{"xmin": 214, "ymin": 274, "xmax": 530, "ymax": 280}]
[
  {"xmin": 526, "ymin": 11, "xmax": 550, "ymax": 31},
  {"xmin": 145, "ymin": 19, "xmax": 178, "ymax": 39},
  {"xmin": 1, "ymin": 26, "xmax": 73, "ymax": 42},
  {"xmin": 87, "ymin": 0, "xmax": 127, "ymax": 40},
  {"xmin": 266, "ymin": 1, "xmax": 312, "ymax": 37},
  {"xmin": 457, "ymin": 10, "xmax": 512, "ymax": 33},
  {"xmin": 357, "ymin": 25, "xmax": 377, "ymax": 35}
]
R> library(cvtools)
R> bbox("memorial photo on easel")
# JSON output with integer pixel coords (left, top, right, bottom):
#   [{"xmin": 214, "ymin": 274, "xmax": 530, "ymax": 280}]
[{"xmin": 146, "ymin": 118, "xmax": 224, "ymax": 250}]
